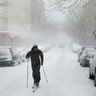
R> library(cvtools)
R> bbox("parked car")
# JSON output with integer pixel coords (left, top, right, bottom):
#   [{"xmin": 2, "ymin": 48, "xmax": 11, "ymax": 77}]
[
  {"xmin": 0, "ymin": 46, "xmax": 22, "ymax": 67},
  {"xmin": 16, "ymin": 47, "xmax": 28, "ymax": 63},
  {"xmin": 18, "ymin": 51, "xmax": 26, "ymax": 63},
  {"xmin": 89, "ymin": 56, "xmax": 96, "ymax": 86},
  {"xmin": 71, "ymin": 43, "xmax": 81, "ymax": 53},
  {"xmin": 78, "ymin": 47, "xmax": 96, "ymax": 67}
]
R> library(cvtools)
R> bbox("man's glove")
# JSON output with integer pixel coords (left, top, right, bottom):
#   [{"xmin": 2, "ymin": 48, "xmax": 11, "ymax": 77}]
[{"xmin": 41, "ymin": 62, "xmax": 43, "ymax": 65}]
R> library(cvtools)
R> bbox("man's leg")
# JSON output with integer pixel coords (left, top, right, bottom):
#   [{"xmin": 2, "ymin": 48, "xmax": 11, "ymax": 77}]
[
  {"xmin": 32, "ymin": 64, "xmax": 41, "ymax": 86},
  {"xmin": 35, "ymin": 64, "xmax": 41, "ymax": 87}
]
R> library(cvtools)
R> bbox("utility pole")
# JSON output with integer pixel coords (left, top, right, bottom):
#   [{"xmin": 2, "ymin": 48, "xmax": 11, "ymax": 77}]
[{"xmin": 0, "ymin": 0, "xmax": 8, "ymax": 31}]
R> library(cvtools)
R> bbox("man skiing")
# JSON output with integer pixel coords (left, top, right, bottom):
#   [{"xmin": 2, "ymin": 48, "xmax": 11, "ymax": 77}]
[{"xmin": 26, "ymin": 45, "xmax": 44, "ymax": 88}]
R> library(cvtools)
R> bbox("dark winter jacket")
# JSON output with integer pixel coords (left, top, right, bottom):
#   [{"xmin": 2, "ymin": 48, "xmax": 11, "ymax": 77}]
[{"xmin": 26, "ymin": 49, "xmax": 43, "ymax": 65}]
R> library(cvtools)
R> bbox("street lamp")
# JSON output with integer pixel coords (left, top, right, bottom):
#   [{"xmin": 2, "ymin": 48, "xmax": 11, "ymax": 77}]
[{"xmin": 8, "ymin": 34, "xmax": 15, "ymax": 48}]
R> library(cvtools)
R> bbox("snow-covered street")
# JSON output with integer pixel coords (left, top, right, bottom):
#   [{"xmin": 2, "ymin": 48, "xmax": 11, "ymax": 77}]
[
  {"xmin": 0, "ymin": 45, "xmax": 95, "ymax": 96},
  {"xmin": 0, "ymin": 0, "xmax": 96, "ymax": 96}
]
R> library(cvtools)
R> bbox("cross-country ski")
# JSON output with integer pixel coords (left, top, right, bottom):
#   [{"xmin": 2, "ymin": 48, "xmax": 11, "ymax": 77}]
[{"xmin": 32, "ymin": 86, "xmax": 39, "ymax": 93}]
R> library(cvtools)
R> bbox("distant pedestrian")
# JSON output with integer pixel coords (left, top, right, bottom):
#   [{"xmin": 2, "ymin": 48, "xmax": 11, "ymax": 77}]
[{"xmin": 26, "ymin": 45, "xmax": 44, "ymax": 87}]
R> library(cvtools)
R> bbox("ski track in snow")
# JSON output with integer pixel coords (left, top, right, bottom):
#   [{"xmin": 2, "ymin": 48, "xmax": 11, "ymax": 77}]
[{"xmin": 0, "ymin": 45, "xmax": 96, "ymax": 96}]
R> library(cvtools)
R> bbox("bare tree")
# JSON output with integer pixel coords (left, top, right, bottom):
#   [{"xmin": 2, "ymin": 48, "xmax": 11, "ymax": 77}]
[{"xmin": 50, "ymin": 0, "xmax": 96, "ymax": 46}]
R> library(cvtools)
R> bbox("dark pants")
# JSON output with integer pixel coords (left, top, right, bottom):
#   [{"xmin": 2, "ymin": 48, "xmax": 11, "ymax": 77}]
[{"xmin": 32, "ymin": 64, "xmax": 41, "ymax": 84}]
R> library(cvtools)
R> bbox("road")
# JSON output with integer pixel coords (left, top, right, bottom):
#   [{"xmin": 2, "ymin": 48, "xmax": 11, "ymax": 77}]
[{"xmin": 0, "ymin": 45, "xmax": 95, "ymax": 96}]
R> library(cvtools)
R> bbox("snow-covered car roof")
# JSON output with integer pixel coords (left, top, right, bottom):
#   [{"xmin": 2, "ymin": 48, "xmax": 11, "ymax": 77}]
[
  {"xmin": 0, "ymin": 46, "xmax": 19, "ymax": 54},
  {"xmin": 83, "ymin": 47, "xmax": 96, "ymax": 54},
  {"xmin": 0, "ymin": 48, "xmax": 11, "ymax": 55}
]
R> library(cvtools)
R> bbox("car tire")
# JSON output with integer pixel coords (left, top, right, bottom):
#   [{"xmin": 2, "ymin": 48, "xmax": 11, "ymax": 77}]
[
  {"xmin": 94, "ymin": 74, "xmax": 96, "ymax": 87},
  {"xmin": 94, "ymin": 81, "xmax": 96, "ymax": 87},
  {"xmin": 89, "ymin": 74, "xmax": 94, "ymax": 79},
  {"xmin": 94, "ymin": 83, "xmax": 96, "ymax": 87},
  {"xmin": 18, "ymin": 61, "xmax": 21, "ymax": 64},
  {"xmin": 80, "ymin": 63, "xmax": 84, "ymax": 67},
  {"xmin": 80, "ymin": 63, "xmax": 82, "ymax": 66},
  {"xmin": 11, "ymin": 61, "xmax": 15, "ymax": 66},
  {"xmin": 78, "ymin": 60, "xmax": 80, "ymax": 62}
]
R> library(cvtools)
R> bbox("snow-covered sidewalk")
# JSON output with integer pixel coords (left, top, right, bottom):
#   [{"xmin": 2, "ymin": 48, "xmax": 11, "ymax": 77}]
[{"xmin": 0, "ymin": 45, "xmax": 96, "ymax": 96}]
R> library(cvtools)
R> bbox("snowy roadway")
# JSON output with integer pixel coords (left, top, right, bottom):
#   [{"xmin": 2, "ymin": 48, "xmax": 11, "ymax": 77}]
[{"xmin": 0, "ymin": 45, "xmax": 96, "ymax": 96}]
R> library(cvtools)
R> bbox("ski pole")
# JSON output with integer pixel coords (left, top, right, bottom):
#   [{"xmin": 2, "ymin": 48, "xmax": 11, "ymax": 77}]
[
  {"xmin": 42, "ymin": 66, "xmax": 48, "ymax": 82},
  {"xmin": 26, "ymin": 59, "xmax": 29, "ymax": 88}
]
